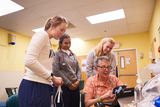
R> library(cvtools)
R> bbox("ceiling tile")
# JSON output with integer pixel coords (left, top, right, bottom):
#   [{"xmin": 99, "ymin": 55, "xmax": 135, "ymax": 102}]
[
  {"xmin": 124, "ymin": 2, "xmax": 155, "ymax": 17},
  {"xmin": 28, "ymin": 0, "xmax": 75, "ymax": 17},
  {"xmin": 127, "ymin": 13, "xmax": 152, "ymax": 24},
  {"xmin": 122, "ymin": 0, "xmax": 156, "ymax": 8},
  {"xmin": 12, "ymin": 0, "xmax": 49, "ymax": 8},
  {"xmin": 77, "ymin": 0, "xmax": 123, "ymax": 17},
  {"xmin": 1, "ymin": 9, "xmax": 40, "ymax": 25}
]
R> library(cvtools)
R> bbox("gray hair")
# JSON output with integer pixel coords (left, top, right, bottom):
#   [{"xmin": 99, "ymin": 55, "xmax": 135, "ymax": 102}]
[{"xmin": 95, "ymin": 56, "xmax": 111, "ymax": 67}]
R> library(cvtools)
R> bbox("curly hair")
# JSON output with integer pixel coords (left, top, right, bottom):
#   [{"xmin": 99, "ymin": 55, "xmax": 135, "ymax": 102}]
[{"xmin": 94, "ymin": 38, "xmax": 115, "ymax": 57}]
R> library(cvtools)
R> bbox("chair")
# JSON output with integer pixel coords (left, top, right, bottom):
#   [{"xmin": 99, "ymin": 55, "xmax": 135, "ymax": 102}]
[
  {"xmin": 79, "ymin": 80, "xmax": 84, "ymax": 91},
  {"xmin": 6, "ymin": 94, "xmax": 19, "ymax": 107},
  {"xmin": 5, "ymin": 87, "xmax": 17, "ymax": 97},
  {"xmin": 0, "ymin": 102, "xmax": 6, "ymax": 107},
  {"xmin": 81, "ymin": 92, "xmax": 85, "ymax": 107}
]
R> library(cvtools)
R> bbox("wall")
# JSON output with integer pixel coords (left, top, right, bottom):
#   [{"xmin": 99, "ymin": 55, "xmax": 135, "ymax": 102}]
[
  {"xmin": 0, "ymin": 28, "xmax": 31, "ymax": 71},
  {"xmin": 0, "ymin": 28, "xmax": 31, "ymax": 101},
  {"xmin": 149, "ymin": 0, "xmax": 160, "ymax": 59}
]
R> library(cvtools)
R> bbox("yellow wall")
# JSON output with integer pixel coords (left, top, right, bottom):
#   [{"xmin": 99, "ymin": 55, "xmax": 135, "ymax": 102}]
[
  {"xmin": 2, "ymin": 0, "xmax": 160, "ymax": 71},
  {"xmin": 149, "ymin": 0, "xmax": 160, "ymax": 59},
  {"xmin": 54, "ymin": 32, "xmax": 150, "ymax": 68},
  {"xmin": 0, "ymin": 28, "xmax": 31, "ymax": 71},
  {"xmin": 112, "ymin": 32, "xmax": 150, "ymax": 68}
]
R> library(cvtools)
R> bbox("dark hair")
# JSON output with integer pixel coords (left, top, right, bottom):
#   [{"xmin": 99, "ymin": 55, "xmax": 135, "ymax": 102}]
[
  {"xmin": 58, "ymin": 33, "xmax": 70, "ymax": 49},
  {"xmin": 44, "ymin": 15, "xmax": 68, "ymax": 31}
]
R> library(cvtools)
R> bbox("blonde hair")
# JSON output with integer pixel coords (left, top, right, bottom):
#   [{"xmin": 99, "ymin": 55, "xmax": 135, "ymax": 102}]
[
  {"xmin": 94, "ymin": 38, "xmax": 115, "ymax": 57},
  {"xmin": 44, "ymin": 15, "xmax": 68, "ymax": 31}
]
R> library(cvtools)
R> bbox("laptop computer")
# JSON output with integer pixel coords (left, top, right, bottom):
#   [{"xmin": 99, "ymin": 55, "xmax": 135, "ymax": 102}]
[{"xmin": 103, "ymin": 87, "xmax": 134, "ymax": 107}]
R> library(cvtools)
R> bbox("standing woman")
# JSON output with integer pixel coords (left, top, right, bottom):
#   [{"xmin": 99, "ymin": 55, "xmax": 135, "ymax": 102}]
[
  {"xmin": 86, "ymin": 38, "xmax": 116, "ymax": 79},
  {"xmin": 18, "ymin": 15, "xmax": 67, "ymax": 107},
  {"xmin": 52, "ymin": 33, "xmax": 81, "ymax": 107}
]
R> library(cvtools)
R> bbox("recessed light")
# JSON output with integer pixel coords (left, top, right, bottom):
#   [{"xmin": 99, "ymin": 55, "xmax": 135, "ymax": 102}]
[
  {"xmin": 0, "ymin": 0, "xmax": 24, "ymax": 17},
  {"xmin": 86, "ymin": 9, "xmax": 125, "ymax": 24}
]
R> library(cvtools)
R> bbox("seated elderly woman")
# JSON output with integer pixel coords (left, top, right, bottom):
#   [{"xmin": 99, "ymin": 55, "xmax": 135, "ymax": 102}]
[{"xmin": 83, "ymin": 56, "xmax": 124, "ymax": 107}]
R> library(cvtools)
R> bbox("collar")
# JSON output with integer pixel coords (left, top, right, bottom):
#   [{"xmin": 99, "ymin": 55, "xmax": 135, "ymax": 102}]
[
  {"xmin": 61, "ymin": 49, "xmax": 70, "ymax": 55},
  {"xmin": 94, "ymin": 74, "xmax": 111, "ymax": 88}
]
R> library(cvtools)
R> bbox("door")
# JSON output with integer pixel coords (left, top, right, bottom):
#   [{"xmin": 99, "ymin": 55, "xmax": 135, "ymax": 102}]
[
  {"xmin": 77, "ymin": 55, "xmax": 87, "ymax": 93},
  {"xmin": 116, "ymin": 49, "xmax": 138, "ymax": 88}
]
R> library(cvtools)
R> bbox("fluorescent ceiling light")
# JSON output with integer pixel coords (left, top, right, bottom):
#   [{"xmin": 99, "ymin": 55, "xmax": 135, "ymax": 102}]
[
  {"xmin": 86, "ymin": 9, "xmax": 125, "ymax": 24},
  {"xmin": 71, "ymin": 38, "xmax": 83, "ymax": 43},
  {"xmin": 32, "ymin": 27, "xmax": 44, "ymax": 32},
  {"xmin": 0, "ymin": 0, "xmax": 24, "ymax": 17}
]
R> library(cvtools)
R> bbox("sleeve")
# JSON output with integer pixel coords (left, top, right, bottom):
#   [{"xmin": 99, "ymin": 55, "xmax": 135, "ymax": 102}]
[
  {"xmin": 110, "ymin": 53, "xmax": 117, "ymax": 75},
  {"xmin": 52, "ymin": 51, "xmax": 72, "ymax": 87},
  {"xmin": 114, "ymin": 76, "xmax": 123, "ymax": 86},
  {"xmin": 86, "ymin": 50, "xmax": 95, "ymax": 79},
  {"xmin": 74, "ymin": 55, "xmax": 81, "ymax": 81},
  {"xmin": 83, "ymin": 77, "xmax": 94, "ymax": 95},
  {"xmin": 24, "ymin": 32, "xmax": 50, "ymax": 79}
]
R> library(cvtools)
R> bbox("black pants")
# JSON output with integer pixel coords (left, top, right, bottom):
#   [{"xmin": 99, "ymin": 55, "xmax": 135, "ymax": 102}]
[{"xmin": 53, "ymin": 85, "xmax": 80, "ymax": 107}]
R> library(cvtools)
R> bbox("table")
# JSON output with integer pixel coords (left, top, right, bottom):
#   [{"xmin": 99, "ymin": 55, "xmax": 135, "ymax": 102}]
[{"xmin": 118, "ymin": 96, "xmax": 134, "ymax": 107}]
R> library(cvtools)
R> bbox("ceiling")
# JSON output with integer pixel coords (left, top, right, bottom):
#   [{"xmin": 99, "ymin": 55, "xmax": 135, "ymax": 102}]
[{"xmin": 0, "ymin": 0, "xmax": 156, "ymax": 45}]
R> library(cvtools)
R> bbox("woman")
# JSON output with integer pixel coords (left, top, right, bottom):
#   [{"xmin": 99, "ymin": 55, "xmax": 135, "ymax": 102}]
[
  {"xmin": 86, "ymin": 37, "xmax": 116, "ymax": 79},
  {"xmin": 52, "ymin": 33, "xmax": 81, "ymax": 107},
  {"xmin": 84, "ymin": 56, "xmax": 124, "ymax": 107},
  {"xmin": 18, "ymin": 15, "xmax": 67, "ymax": 107}
]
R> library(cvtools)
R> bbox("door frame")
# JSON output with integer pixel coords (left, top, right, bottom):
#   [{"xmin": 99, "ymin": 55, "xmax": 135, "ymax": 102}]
[{"xmin": 112, "ymin": 48, "xmax": 139, "ymax": 74}]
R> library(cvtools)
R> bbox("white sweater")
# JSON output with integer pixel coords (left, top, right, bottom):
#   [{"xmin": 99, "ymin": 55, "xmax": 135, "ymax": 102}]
[{"xmin": 24, "ymin": 30, "xmax": 54, "ymax": 85}]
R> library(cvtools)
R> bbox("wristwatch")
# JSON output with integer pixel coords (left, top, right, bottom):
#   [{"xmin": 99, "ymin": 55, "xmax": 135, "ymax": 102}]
[{"xmin": 48, "ymin": 73, "xmax": 54, "ymax": 80}]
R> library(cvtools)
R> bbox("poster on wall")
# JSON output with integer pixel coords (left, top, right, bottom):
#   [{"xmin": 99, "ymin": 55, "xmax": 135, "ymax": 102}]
[
  {"xmin": 126, "ymin": 58, "xmax": 130, "ymax": 64},
  {"xmin": 82, "ymin": 59, "xmax": 86, "ymax": 72}
]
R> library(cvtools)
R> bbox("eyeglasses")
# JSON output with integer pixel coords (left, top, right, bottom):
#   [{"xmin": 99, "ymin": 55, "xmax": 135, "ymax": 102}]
[{"xmin": 97, "ymin": 66, "xmax": 112, "ymax": 70}]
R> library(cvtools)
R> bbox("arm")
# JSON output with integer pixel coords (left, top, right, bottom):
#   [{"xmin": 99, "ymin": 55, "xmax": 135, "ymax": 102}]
[
  {"xmin": 52, "ymin": 51, "xmax": 72, "ymax": 87},
  {"xmin": 86, "ymin": 50, "xmax": 95, "ymax": 79},
  {"xmin": 110, "ymin": 53, "xmax": 117, "ymax": 75},
  {"xmin": 24, "ymin": 32, "xmax": 50, "ymax": 79},
  {"xmin": 74, "ymin": 55, "xmax": 81, "ymax": 87},
  {"xmin": 85, "ymin": 90, "xmax": 114, "ymax": 107}
]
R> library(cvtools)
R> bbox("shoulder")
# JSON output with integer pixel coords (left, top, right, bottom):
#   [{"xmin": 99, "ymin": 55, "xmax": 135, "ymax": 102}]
[
  {"xmin": 88, "ymin": 50, "xmax": 95, "ymax": 56},
  {"xmin": 109, "ymin": 52, "xmax": 115, "ymax": 56},
  {"xmin": 54, "ymin": 50, "xmax": 61, "ymax": 55},
  {"xmin": 87, "ymin": 75, "xmax": 97, "ymax": 83},
  {"xmin": 109, "ymin": 75, "xmax": 118, "ymax": 80},
  {"xmin": 32, "ymin": 30, "xmax": 49, "ymax": 42}
]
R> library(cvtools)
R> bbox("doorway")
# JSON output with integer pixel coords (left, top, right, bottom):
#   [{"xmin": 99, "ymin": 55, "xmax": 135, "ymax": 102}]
[{"xmin": 113, "ymin": 49, "xmax": 138, "ymax": 88}]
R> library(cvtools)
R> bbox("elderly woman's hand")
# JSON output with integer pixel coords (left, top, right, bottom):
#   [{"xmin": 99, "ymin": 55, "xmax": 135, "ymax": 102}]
[{"xmin": 100, "ymin": 90, "xmax": 116, "ymax": 100}]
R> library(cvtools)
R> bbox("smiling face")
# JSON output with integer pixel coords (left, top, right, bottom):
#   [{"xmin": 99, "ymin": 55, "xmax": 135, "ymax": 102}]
[
  {"xmin": 96, "ymin": 60, "xmax": 111, "ymax": 79},
  {"xmin": 103, "ymin": 42, "xmax": 114, "ymax": 54},
  {"xmin": 61, "ymin": 38, "xmax": 71, "ymax": 50},
  {"xmin": 50, "ymin": 22, "xmax": 67, "ymax": 40}
]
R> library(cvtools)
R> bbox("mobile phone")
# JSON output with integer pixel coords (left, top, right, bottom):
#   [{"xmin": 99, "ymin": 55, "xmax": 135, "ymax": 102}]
[{"xmin": 112, "ymin": 85, "xmax": 127, "ymax": 94}]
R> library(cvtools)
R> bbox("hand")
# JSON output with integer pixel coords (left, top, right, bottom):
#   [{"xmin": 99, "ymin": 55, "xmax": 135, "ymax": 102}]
[
  {"xmin": 69, "ymin": 84, "xmax": 77, "ymax": 90},
  {"xmin": 52, "ymin": 76, "xmax": 63, "ymax": 86},
  {"xmin": 101, "ymin": 90, "xmax": 115, "ymax": 100},
  {"xmin": 74, "ymin": 81, "xmax": 80, "ymax": 88},
  {"xmin": 125, "ymin": 84, "xmax": 128, "ymax": 88}
]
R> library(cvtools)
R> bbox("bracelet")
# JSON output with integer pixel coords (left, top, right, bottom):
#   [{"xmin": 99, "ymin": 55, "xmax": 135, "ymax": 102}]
[{"xmin": 98, "ymin": 97, "xmax": 103, "ymax": 102}]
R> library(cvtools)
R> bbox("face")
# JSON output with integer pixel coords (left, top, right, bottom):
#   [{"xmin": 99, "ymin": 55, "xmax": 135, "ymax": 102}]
[
  {"xmin": 50, "ymin": 22, "xmax": 67, "ymax": 40},
  {"xmin": 103, "ymin": 42, "xmax": 114, "ymax": 54},
  {"xmin": 95, "ymin": 60, "xmax": 111, "ymax": 78},
  {"xmin": 61, "ymin": 38, "xmax": 71, "ymax": 50}
]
